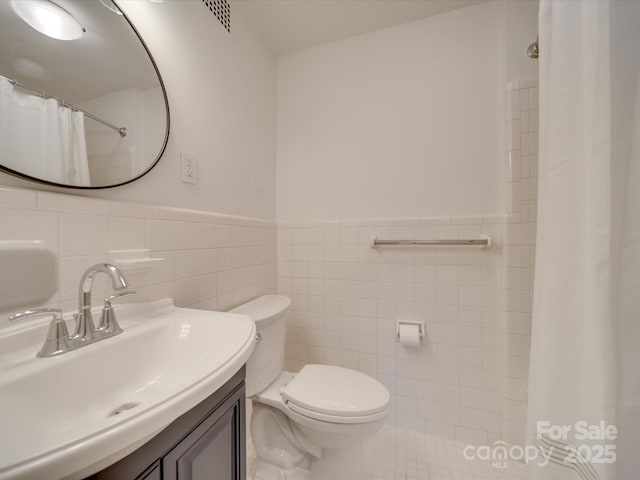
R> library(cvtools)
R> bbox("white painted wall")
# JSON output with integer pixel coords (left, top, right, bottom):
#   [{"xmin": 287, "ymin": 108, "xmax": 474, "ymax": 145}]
[
  {"xmin": 0, "ymin": 0, "xmax": 277, "ymax": 220},
  {"xmin": 505, "ymin": 0, "xmax": 539, "ymax": 82},
  {"xmin": 276, "ymin": 1, "xmax": 505, "ymax": 221}
]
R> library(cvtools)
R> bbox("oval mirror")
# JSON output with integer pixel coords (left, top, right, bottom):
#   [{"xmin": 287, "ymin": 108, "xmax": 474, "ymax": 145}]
[{"xmin": 0, "ymin": 0, "xmax": 169, "ymax": 188}]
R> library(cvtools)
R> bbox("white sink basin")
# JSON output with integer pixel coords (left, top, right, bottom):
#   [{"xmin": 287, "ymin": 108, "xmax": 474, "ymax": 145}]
[{"xmin": 0, "ymin": 299, "xmax": 256, "ymax": 480}]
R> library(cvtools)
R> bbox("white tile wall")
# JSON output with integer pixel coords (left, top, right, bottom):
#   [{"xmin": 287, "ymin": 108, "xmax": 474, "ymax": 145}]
[
  {"xmin": 278, "ymin": 216, "xmax": 507, "ymax": 444},
  {"xmin": 503, "ymin": 78, "xmax": 538, "ymax": 445},
  {"xmin": 0, "ymin": 186, "xmax": 277, "ymax": 327},
  {"xmin": 506, "ymin": 79, "xmax": 539, "ymax": 221}
]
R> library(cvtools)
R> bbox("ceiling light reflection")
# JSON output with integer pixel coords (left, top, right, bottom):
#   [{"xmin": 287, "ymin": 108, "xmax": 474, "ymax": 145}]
[{"xmin": 11, "ymin": 0, "xmax": 85, "ymax": 41}]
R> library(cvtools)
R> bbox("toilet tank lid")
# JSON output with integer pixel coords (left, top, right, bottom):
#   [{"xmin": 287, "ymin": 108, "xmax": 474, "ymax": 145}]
[{"xmin": 230, "ymin": 295, "xmax": 291, "ymax": 327}]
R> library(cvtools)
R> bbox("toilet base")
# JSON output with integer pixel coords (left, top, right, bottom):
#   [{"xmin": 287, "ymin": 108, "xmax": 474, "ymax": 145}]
[
  {"xmin": 252, "ymin": 459, "xmax": 310, "ymax": 480},
  {"xmin": 309, "ymin": 443, "xmax": 364, "ymax": 480},
  {"xmin": 251, "ymin": 445, "xmax": 364, "ymax": 480}
]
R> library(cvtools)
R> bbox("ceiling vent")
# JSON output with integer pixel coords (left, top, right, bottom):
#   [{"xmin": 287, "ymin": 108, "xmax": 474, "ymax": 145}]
[{"xmin": 202, "ymin": 0, "xmax": 231, "ymax": 33}]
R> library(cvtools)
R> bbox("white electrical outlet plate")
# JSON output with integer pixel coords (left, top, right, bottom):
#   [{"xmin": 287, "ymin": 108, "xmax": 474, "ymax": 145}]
[{"xmin": 180, "ymin": 152, "xmax": 197, "ymax": 184}]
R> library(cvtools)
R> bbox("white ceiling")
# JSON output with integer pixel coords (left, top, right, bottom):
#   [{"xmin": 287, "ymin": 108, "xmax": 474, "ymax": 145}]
[{"xmin": 232, "ymin": 0, "xmax": 487, "ymax": 56}]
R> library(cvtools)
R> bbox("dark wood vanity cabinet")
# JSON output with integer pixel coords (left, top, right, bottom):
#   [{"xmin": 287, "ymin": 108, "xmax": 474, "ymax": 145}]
[{"xmin": 89, "ymin": 368, "xmax": 246, "ymax": 480}]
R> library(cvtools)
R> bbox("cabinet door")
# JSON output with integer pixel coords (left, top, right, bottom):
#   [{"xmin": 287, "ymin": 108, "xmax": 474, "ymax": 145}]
[
  {"xmin": 137, "ymin": 462, "xmax": 161, "ymax": 480},
  {"xmin": 163, "ymin": 399, "xmax": 243, "ymax": 480}
]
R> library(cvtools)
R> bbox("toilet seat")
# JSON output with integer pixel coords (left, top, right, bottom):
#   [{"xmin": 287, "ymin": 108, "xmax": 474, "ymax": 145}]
[
  {"xmin": 287, "ymin": 401, "xmax": 389, "ymax": 424},
  {"xmin": 281, "ymin": 365, "xmax": 390, "ymax": 424}
]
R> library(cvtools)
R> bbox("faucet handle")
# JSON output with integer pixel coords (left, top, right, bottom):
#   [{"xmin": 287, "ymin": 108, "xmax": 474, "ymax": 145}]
[
  {"xmin": 97, "ymin": 290, "xmax": 136, "ymax": 335},
  {"xmin": 9, "ymin": 308, "xmax": 70, "ymax": 357},
  {"xmin": 9, "ymin": 308, "xmax": 63, "ymax": 323},
  {"xmin": 104, "ymin": 290, "xmax": 137, "ymax": 305}
]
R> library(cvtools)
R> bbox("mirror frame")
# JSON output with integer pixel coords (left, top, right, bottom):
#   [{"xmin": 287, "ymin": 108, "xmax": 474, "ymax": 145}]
[{"xmin": 0, "ymin": 0, "xmax": 170, "ymax": 189}]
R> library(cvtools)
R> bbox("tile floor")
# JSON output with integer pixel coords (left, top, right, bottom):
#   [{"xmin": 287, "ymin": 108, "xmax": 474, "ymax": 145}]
[
  {"xmin": 247, "ymin": 422, "xmax": 530, "ymax": 480},
  {"xmin": 361, "ymin": 425, "xmax": 529, "ymax": 480}
]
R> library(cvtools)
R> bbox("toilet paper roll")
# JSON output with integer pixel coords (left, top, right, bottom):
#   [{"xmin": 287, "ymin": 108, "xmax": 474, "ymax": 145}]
[{"xmin": 398, "ymin": 324, "xmax": 421, "ymax": 347}]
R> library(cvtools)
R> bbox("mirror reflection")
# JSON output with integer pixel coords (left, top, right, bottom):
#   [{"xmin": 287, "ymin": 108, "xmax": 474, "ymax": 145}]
[{"xmin": 0, "ymin": 0, "xmax": 169, "ymax": 188}]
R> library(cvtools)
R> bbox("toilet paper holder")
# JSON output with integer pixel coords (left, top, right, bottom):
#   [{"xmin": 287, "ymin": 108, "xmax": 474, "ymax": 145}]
[{"xmin": 395, "ymin": 319, "xmax": 425, "ymax": 342}]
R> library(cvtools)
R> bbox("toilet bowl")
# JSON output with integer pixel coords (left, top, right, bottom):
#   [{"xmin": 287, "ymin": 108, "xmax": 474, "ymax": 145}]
[{"xmin": 231, "ymin": 295, "xmax": 390, "ymax": 480}]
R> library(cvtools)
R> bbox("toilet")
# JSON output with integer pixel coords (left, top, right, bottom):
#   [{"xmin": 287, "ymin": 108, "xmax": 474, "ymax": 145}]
[{"xmin": 231, "ymin": 295, "xmax": 390, "ymax": 480}]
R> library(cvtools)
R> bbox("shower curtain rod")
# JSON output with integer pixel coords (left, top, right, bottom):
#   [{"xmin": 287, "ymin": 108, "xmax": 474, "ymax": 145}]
[{"xmin": 1, "ymin": 75, "xmax": 127, "ymax": 137}]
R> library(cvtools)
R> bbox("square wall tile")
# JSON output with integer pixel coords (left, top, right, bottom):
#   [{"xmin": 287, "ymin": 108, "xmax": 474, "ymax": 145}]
[
  {"xmin": 60, "ymin": 213, "xmax": 108, "ymax": 256},
  {"xmin": 110, "ymin": 216, "xmax": 146, "ymax": 250}
]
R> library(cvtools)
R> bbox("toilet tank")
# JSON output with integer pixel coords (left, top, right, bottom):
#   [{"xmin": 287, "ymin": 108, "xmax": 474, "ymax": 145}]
[{"xmin": 230, "ymin": 295, "xmax": 291, "ymax": 397}]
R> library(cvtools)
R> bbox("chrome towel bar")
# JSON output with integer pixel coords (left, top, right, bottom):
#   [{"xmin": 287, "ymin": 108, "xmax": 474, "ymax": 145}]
[{"xmin": 369, "ymin": 235, "xmax": 492, "ymax": 248}]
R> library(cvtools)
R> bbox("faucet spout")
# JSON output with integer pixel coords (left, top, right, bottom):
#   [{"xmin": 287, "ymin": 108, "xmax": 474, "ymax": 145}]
[
  {"xmin": 79, "ymin": 263, "xmax": 128, "ymax": 310},
  {"xmin": 74, "ymin": 263, "xmax": 128, "ymax": 340}
]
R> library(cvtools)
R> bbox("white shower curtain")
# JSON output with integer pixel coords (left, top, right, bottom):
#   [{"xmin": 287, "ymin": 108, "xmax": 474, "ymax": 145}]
[
  {"xmin": 0, "ymin": 77, "xmax": 90, "ymax": 186},
  {"xmin": 527, "ymin": 1, "xmax": 640, "ymax": 479}
]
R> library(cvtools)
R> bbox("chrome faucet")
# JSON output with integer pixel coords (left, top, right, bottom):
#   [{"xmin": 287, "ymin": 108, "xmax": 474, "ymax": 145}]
[
  {"xmin": 9, "ymin": 263, "xmax": 136, "ymax": 357},
  {"xmin": 74, "ymin": 263, "xmax": 129, "ymax": 342}
]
